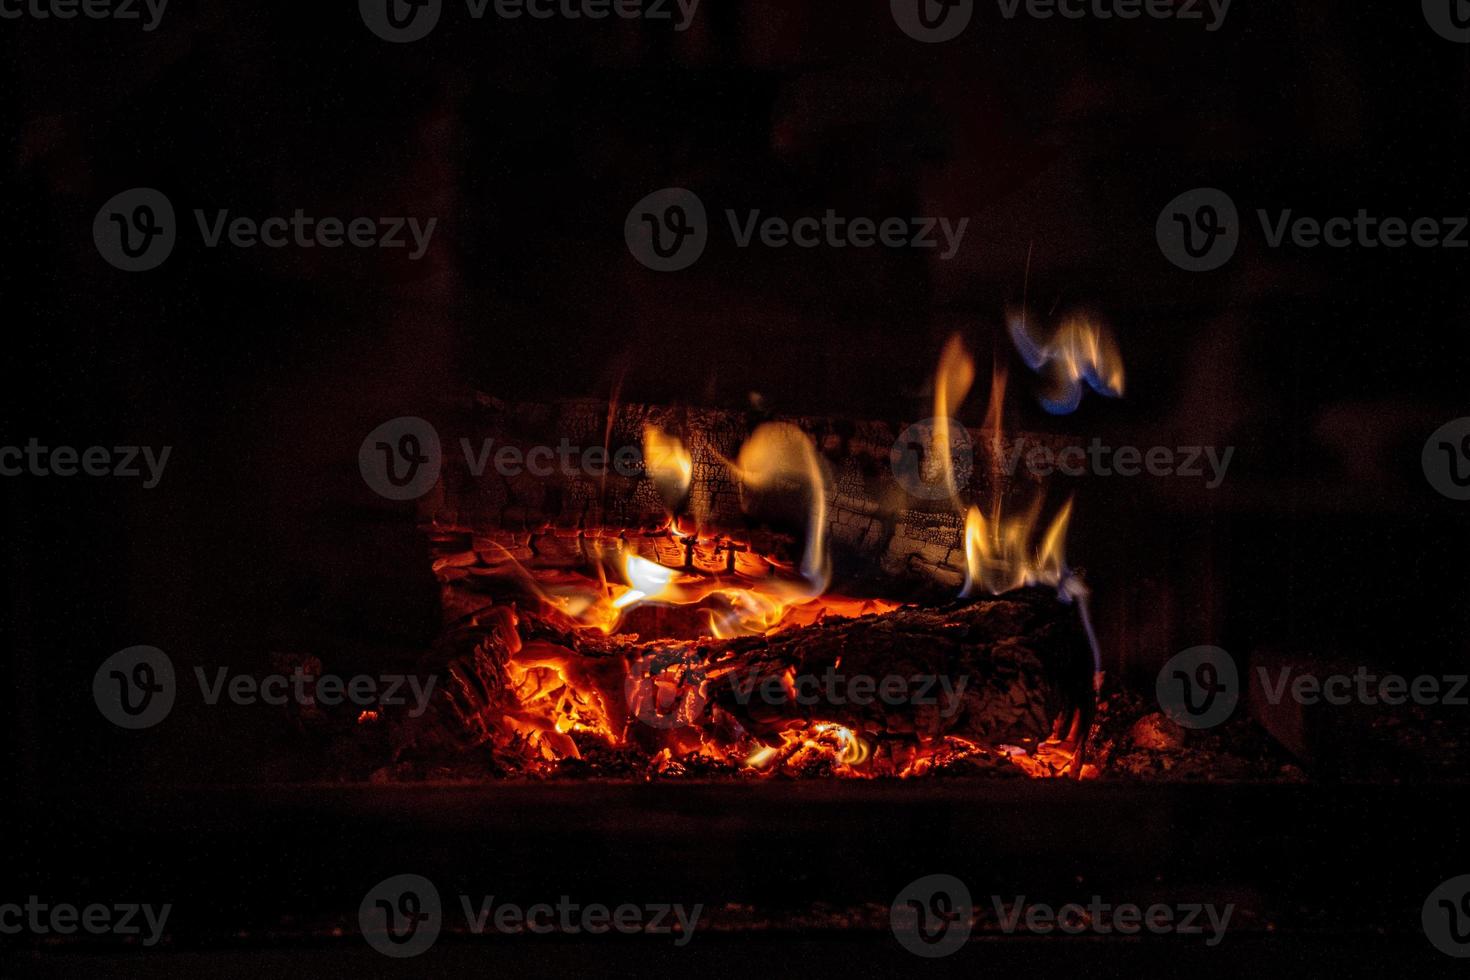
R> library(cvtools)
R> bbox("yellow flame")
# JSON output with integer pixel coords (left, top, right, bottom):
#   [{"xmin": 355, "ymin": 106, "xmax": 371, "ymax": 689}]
[
  {"xmin": 733, "ymin": 422, "xmax": 830, "ymax": 589},
  {"xmin": 643, "ymin": 425, "xmax": 693, "ymax": 510},
  {"xmin": 962, "ymin": 498, "xmax": 1074, "ymax": 596},
  {"xmin": 932, "ymin": 333, "xmax": 976, "ymax": 504}
]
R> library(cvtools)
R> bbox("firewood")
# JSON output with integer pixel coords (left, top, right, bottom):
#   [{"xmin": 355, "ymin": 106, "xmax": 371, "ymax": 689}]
[{"xmin": 394, "ymin": 587, "xmax": 1095, "ymax": 774}]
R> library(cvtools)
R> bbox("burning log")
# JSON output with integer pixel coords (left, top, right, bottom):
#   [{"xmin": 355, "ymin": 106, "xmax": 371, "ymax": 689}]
[
  {"xmin": 391, "ymin": 586, "xmax": 1096, "ymax": 778},
  {"xmin": 424, "ymin": 395, "xmax": 1073, "ymax": 592}
]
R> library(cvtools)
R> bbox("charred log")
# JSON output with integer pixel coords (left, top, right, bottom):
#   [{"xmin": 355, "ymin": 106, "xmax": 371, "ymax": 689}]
[{"xmin": 393, "ymin": 587, "xmax": 1095, "ymax": 776}]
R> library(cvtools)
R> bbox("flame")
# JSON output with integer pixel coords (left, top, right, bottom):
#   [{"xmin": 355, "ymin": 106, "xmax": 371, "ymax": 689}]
[
  {"xmin": 643, "ymin": 425, "xmax": 693, "ymax": 511},
  {"xmin": 746, "ymin": 723, "xmax": 871, "ymax": 774},
  {"xmin": 1008, "ymin": 311, "xmax": 1123, "ymax": 415},
  {"xmin": 418, "ymin": 327, "xmax": 1115, "ymax": 781},
  {"xmin": 933, "ymin": 333, "xmax": 976, "ymax": 504},
  {"xmin": 961, "ymin": 498, "xmax": 1073, "ymax": 597},
  {"xmin": 614, "ymin": 553, "xmax": 678, "ymax": 609},
  {"xmin": 732, "ymin": 422, "xmax": 830, "ymax": 589}
]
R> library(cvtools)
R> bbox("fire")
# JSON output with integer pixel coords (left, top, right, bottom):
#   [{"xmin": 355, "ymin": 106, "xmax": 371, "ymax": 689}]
[
  {"xmin": 1007, "ymin": 311, "xmax": 1123, "ymax": 415},
  {"xmin": 961, "ymin": 499, "xmax": 1073, "ymax": 597},
  {"xmin": 643, "ymin": 425, "xmax": 693, "ymax": 512},
  {"xmin": 933, "ymin": 333, "xmax": 976, "ymax": 504},
  {"xmin": 746, "ymin": 723, "xmax": 871, "ymax": 774},
  {"xmin": 424, "ymin": 327, "xmax": 1112, "ymax": 781},
  {"xmin": 935, "ymin": 331, "xmax": 1080, "ymax": 597},
  {"xmin": 731, "ymin": 422, "xmax": 830, "ymax": 588},
  {"xmin": 613, "ymin": 554, "xmax": 678, "ymax": 609}
]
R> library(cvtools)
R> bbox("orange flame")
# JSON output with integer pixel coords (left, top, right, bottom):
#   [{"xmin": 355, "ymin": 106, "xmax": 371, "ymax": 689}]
[
  {"xmin": 961, "ymin": 498, "xmax": 1073, "ymax": 597},
  {"xmin": 425, "ymin": 327, "xmax": 1113, "ymax": 781},
  {"xmin": 933, "ymin": 333, "xmax": 976, "ymax": 504}
]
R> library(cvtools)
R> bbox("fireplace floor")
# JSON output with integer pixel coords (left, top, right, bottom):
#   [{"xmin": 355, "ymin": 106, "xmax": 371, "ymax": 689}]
[{"xmin": 8, "ymin": 782, "xmax": 1464, "ymax": 976}]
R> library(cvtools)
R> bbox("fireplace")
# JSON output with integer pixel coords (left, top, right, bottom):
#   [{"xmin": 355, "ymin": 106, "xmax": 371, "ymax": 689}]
[{"xmin": 371, "ymin": 331, "xmax": 1103, "ymax": 784}]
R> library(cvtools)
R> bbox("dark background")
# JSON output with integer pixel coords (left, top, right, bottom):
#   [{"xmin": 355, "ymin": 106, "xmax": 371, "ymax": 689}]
[{"xmin": 3, "ymin": 1, "xmax": 1468, "ymax": 784}]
